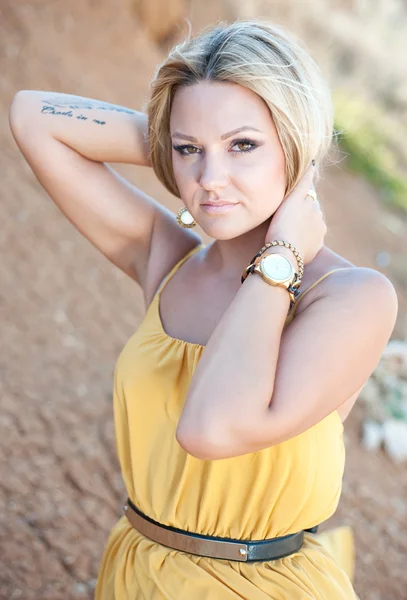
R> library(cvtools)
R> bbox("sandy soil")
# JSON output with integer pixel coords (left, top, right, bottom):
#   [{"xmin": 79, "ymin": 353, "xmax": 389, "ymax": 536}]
[{"xmin": 1, "ymin": 1, "xmax": 407, "ymax": 598}]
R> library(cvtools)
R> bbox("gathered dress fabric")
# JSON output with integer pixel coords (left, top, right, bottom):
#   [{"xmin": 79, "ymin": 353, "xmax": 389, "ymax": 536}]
[{"xmin": 95, "ymin": 243, "xmax": 358, "ymax": 599}]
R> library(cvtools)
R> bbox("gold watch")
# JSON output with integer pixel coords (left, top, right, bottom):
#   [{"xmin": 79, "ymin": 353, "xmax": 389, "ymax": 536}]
[{"xmin": 252, "ymin": 252, "xmax": 299, "ymax": 304}]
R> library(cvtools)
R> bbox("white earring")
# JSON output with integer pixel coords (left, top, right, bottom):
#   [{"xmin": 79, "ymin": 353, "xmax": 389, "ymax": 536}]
[{"xmin": 176, "ymin": 206, "xmax": 196, "ymax": 228}]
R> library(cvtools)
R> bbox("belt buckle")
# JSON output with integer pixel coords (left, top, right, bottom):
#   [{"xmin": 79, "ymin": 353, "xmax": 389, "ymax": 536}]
[
  {"xmin": 125, "ymin": 502, "xmax": 249, "ymax": 561},
  {"xmin": 197, "ymin": 539, "xmax": 249, "ymax": 562}
]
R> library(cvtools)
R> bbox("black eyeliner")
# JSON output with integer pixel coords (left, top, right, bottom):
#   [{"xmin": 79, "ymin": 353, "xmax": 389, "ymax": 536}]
[{"xmin": 172, "ymin": 138, "xmax": 260, "ymax": 156}]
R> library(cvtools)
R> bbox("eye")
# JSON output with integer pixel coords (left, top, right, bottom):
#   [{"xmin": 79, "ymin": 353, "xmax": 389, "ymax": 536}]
[
  {"xmin": 173, "ymin": 144, "xmax": 201, "ymax": 156},
  {"xmin": 172, "ymin": 138, "xmax": 259, "ymax": 157},
  {"xmin": 230, "ymin": 139, "xmax": 258, "ymax": 154}
]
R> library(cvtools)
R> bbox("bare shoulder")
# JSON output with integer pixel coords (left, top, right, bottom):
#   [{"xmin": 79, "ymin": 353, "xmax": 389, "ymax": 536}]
[
  {"xmin": 299, "ymin": 260, "xmax": 398, "ymax": 331},
  {"xmin": 320, "ymin": 264, "xmax": 397, "ymax": 303},
  {"xmin": 330, "ymin": 266, "xmax": 398, "ymax": 318},
  {"xmin": 290, "ymin": 249, "xmax": 399, "ymax": 358},
  {"xmin": 296, "ymin": 247, "xmax": 398, "ymax": 317}
]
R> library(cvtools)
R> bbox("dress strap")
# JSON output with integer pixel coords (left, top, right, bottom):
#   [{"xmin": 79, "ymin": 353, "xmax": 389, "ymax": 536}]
[
  {"xmin": 289, "ymin": 267, "xmax": 349, "ymax": 319},
  {"xmin": 155, "ymin": 243, "xmax": 205, "ymax": 297}
]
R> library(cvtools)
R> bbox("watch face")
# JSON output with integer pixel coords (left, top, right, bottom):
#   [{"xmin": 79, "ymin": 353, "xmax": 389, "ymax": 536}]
[{"xmin": 261, "ymin": 254, "xmax": 293, "ymax": 281}]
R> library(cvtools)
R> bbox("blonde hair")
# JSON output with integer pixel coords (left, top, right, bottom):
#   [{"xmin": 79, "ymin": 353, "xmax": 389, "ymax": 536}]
[{"xmin": 147, "ymin": 20, "xmax": 334, "ymax": 198}]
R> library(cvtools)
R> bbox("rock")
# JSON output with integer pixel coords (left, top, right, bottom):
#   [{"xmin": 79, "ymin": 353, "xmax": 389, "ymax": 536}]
[
  {"xmin": 401, "ymin": 398, "xmax": 407, "ymax": 419},
  {"xmin": 359, "ymin": 378, "xmax": 388, "ymax": 421},
  {"xmin": 379, "ymin": 373, "xmax": 401, "ymax": 392},
  {"xmin": 76, "ymin": 383, "xmax": 88, "ymax": 398},
  {"xmin": 359, "ymin": 378, "xmax": 381, "ymax": 404},
  {"xmin": 62, "ymin": 334, "xmax": 83, "ymax": 349},
  {"xmin": 382, "ymin": 419, "xmax": 407, "ymax": 462},
  {"xmin": 361, "ymin": 420, "xmax": 384, "ymax": 451},
  {"xmin": 73, "ymin": 582, "xmax": 87, "ymax": 596},
  {"xmin": 381, "ymin": 340, "xmax": 407, "ymax": 373},
  {"xmin": 400, "ymin": 382, "xmax": 407, "ymax": 401},
  {"xmin": 54, "ymin": 308, "xmax": 68, "ymax": 323}
]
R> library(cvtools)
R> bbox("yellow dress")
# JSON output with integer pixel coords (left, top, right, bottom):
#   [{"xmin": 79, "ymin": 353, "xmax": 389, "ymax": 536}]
[{"xmin": 95, "ymin": 243, "xmax": 357, "ymax": 599}]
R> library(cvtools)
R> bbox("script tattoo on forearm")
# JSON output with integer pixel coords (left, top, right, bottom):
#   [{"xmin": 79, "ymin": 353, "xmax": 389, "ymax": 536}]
[
  {"xmin": 40, "ymin": 96, "xmax": 136, "ymax": 125},
  {"xmin": 40, "ymin": 105, "xmax": 105, "ymax": 123}
]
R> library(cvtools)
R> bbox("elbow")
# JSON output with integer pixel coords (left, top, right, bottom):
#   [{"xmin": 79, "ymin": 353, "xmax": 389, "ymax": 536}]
[
  {"xmin": 9, "ymin": 90, "xmax": 41, "ymax": 143},
  {"xmin": 175, "ymin": 396, "xmax": 271, "ymax": 460},
  {"xmin": 175, "ymin": 422, "xmax": 212, "ymax": 460},
  {"xmin": 176, "ymin": 417, "xmax": 252, "ymax": 461},
  {"xmin": 175, "ymin": 418, "xmax": 230, "ymax": 461},
  {"xmin": 9, "ymin": 90, "xmax": 31, "ymax": 134}
]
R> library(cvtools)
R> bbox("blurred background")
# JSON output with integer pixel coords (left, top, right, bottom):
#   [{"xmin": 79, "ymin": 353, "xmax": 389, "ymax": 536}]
[{"xmin": 1, "ymin": 0, "xmax": 407, "ymax": 598}]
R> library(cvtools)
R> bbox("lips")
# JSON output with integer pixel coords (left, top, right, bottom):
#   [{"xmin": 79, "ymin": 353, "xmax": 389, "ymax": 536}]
[
  {"xmin": 202, "ymin": 203, "xmax": 235, "ymax": 207},
  {"xmin": 200, "ymin": 202, "xmax": 239, "ymax": 214},
  {"xmin": 201, "ymin": 200, "xmax": 237, "ymax": 206}
]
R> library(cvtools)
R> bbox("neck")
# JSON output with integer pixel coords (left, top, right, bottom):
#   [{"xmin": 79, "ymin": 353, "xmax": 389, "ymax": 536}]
[
  {"xmin": 204, "ymin": 219, "xmax": 272, "ymax": 279},
  {"xmin": 203, "ymin": 222, "xmax": 331, "ymax": 285}
]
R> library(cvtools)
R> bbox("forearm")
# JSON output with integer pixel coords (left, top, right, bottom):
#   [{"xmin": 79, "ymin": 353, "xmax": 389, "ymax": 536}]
[
  {"xmin": 177, "ymin": 248, "xmax": 295, "ymax": 458},
  {"xmin": 9, "ymin": 90, "xmax": 150, "ymax": 166}
]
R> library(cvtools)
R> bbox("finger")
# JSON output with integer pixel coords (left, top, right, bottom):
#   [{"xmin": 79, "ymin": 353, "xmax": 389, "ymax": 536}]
[
  {"xmin": 283, "ymin": 164, "xmax": 316, "ymax": 203},
  {"xmin": 292, "ymin": 164, "xmax": 316, "ymax": 198},
  {"xmin": 304, "ymin": 164, "xmax": 316, "ymax": 187}
]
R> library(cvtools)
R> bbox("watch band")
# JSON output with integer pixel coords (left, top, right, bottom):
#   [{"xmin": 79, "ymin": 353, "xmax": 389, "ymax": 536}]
[{"xmin": 241, "ymin": 240, "xmax": 304, "ymax": 286}]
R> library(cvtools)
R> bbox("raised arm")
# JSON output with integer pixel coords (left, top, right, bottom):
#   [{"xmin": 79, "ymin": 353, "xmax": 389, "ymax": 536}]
[
  {"xmin": 9, "ymin": 91, "xmax": 197, "ymax": 290},
  {"xmin": 9, "ymin": 90, "xmax": 151, "ymax": 165}
]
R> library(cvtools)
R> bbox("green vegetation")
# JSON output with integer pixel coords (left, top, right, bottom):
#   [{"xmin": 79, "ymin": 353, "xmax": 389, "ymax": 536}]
[{"xmin": 333, "ymin": 90, "xmax": 407, "ymax": 214}]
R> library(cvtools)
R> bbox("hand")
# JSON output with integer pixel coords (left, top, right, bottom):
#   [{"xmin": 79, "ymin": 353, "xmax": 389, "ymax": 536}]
[{"xmin": 265, "ymin": 164, "xmax": 326, "ymax": 265}]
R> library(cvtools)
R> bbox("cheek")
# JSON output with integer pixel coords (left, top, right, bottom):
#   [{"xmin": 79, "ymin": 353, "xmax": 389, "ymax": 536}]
[
  {"xmin": 238, "ymin": 157, "xmax": 286, "ymax": 218},
  {"xmin": 171, "ymin": 155, "xmax": 183, "ymax": 183},
  {"xmin": 262, "ymin": 151, "xmax": 285, "ymax": 194},
  {"xmin": 237, "ymin": 155, "xmax": 285, "ymax": 194},
  {"xmin": 172, "ymin": 156, "xmax": 195, "ymax": 191}
]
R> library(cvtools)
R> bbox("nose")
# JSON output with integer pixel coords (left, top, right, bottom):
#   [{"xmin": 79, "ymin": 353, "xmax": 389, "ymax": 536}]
[{"xmin": 199, "ymin": 153, "xmax": 229, "ymax": 192}]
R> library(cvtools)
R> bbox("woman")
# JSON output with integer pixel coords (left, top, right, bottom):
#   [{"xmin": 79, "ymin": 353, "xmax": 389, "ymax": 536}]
[{"xmin": 10, "ymin": 19, "xmax": 397, "ymax": 600}]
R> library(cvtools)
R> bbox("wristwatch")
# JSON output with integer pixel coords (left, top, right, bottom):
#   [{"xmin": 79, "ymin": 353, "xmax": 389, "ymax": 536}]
[{"xmin": 252, "ymin": 252, "xmax": 299, "ymax": 305}]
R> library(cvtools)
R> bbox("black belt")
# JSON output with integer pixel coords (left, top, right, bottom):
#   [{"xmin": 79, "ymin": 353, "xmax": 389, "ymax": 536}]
[{"xmin": 124, "ymin": 497, "xmax": 319, "ymax": 562}]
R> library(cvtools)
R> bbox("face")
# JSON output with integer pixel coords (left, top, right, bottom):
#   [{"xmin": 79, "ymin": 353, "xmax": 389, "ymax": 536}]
[{"xmin": 170, "ymin": 80, "xmax": 287, "ymax": 240}]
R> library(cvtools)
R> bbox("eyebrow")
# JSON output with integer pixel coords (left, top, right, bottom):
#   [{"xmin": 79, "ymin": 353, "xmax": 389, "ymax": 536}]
[{"xmin": 171, "ymin": 126, "xmax": 263, "ymax": 142}]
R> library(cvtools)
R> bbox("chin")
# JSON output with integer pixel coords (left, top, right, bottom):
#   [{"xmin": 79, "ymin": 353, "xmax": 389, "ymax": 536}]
[
  {"xmin": 198, "ymin": 212, "xmax": 267, "ymax": 240},
  {"xmin": 198, "ymin": 220, "xmax": 249, "ymax": 241}
]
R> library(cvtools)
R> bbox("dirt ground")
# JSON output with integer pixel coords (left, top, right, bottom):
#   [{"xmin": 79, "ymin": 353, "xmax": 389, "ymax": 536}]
[{"xmin": 1, "ymin": 2, "xmax": 407, "ymax": 599}]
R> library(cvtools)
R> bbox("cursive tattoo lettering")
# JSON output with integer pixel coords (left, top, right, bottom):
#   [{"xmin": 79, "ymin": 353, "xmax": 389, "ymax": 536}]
[
  {"xmin": 42, "ymin": 96, "xmax": 135, "ymax": 114},
  {"xmin": 41, "ymin": 106, "xmax": 74, "ymax": 117},
  {"xmin": 41, "ymin": 106, "xmax": 106, "ymax": 125}
]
